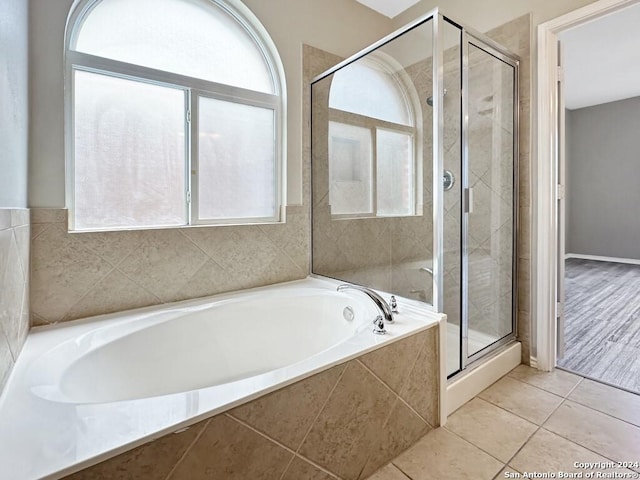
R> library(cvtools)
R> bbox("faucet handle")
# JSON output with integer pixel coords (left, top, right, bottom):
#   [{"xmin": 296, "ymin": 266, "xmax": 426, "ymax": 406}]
[
  {"xmin": 373, "ymin": 315, "xmax": 386, "ymax": 335},
  {"xmin": 389, "ymin": 295, "xmax": 399, "ymax": 314}
]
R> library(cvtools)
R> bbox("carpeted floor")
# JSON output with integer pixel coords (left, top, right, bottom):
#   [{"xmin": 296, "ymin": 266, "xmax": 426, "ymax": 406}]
[{"xmin": 557, "ymin": 258, "xmax": 640, "ymax": 394}]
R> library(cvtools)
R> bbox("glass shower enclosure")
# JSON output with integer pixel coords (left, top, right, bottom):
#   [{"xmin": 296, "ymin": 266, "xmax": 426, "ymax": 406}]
[{"xmin": 310, "ymin": 10, "xmax": 519, "ymax": 378}]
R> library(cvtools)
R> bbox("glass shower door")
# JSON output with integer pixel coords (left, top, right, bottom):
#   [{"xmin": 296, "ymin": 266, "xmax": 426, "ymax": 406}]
[{"xmin": 464, "ymin": 38, "xmax": 517, "ymax": 360}]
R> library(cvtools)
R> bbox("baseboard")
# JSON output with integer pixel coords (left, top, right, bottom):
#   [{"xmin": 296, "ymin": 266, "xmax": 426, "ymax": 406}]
[{"xmin": 565, "ymin": 253, "xmax": 640, "ymax": 266}]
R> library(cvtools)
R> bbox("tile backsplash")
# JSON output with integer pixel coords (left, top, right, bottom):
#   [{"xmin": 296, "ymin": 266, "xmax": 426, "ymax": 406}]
[
  {"xmin": 0, "ymin": 209, "xmax": 30, "ymax": 391},
  {"xmin": 30, "ymin": 208, "xmax": 309, "ymax": 325}
]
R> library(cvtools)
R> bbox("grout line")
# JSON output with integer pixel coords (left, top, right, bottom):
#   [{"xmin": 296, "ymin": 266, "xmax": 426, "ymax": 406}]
[
  {"xmin": 278, "ymin": 455, "xmax": 297, "ymax": 480},
  {"xmin": 291, "ymin": 453, "xmax": 342, "ymax": 480},
  {"xmin": 256, "ymin": 217, "xmax": 309, "ymax": 274},
  {"xmin": 389, "ymin": 461, "xmax": 416, "ymax": 480},
  {"xmin": 496, "ymin": 394, "xmax": 569, "ymax": 470},
  {"xmin": 537, "ymin": 423, "xmax": 640, "ymax": 470},
  {"xmin": 442, "ymin": 423, "xmax": 519, "ymax": 467},
  {"xmin": 163, "ymin": 418, "xmax": 212, "ymax": 480},
  {"xmin": 59, "ymin": 263, "xmax": 118, "ymax": 322},
  {"xmin": 176, "ymin": 228, "xmax": 215, "ymax": 262},
  {"xmin": 225, "ymin": 413, "xmax": 297, "ymax": 455},
  {"xmin": 274, "ymin": 363, "xmax": 350, "ymax": 480},
  {"xmin": 30, "ymin": 221, "xmax": 52, "ymax": 240},
  {"xmin": 355, "ymin": 358, "xmax": 432, "ymax": 428},
  {"xmin": 556, "ymin": 365, "xmax": 640, "ymax": 397},
  {"xmin": 556, "ymin": 398, "xmax": 640, "ymax": 430}
]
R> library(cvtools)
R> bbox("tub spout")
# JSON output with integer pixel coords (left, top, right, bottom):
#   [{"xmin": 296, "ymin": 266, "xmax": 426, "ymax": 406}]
[{"xmin": 337, "ymin": 284, "xmax": 394, "ymax": 325}]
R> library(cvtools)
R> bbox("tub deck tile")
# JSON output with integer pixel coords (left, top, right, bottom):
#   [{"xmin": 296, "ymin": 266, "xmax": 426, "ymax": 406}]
[
  {"xmin": 229, "ymin": 363, "xmax": 346, "ymax": 451},
  {"xmin": 167, "ymin": 414, "xmax": 293, "ymax": 480}
]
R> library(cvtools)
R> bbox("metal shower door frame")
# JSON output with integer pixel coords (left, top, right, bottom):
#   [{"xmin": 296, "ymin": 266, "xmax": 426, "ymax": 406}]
[{"xmin": 457, "ymin": 25, "xmax": 521, "ymax": 371}]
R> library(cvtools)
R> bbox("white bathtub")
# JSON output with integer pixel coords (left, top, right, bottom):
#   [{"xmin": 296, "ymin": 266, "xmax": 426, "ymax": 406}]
[{"xmin": 0, "ymin": 277, "xmax": 443, "ymax": 479}]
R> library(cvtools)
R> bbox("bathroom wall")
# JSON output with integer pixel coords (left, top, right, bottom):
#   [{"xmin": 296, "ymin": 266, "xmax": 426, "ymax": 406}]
[
  {"xmin": 63, "ymin": 326, "xmax": 439, "ymax": 480},
  {"xmin": 0, "ymin": 0, "xmax": 30, "ymax": 392},
  {"xmin": 28, "ymin": 0, "xmax": 394, "ymax": 208},
  {"xmin": 28, "ymin": 0, "xmax": 394, "ymax": 325},
  {"xmin": 0, "ymin": 0, "xmax": 29, "ymax": 208},
  {"xmin": 0, "ymin": 211, "xmax": 30, "ymax": 391},
  {"xmin": 566, "ymin": 97, "xmax": 640, "ymax": 260},
  {"xmin": 392, "ymin": 0, "xmax": 597, "ymax": 33}
]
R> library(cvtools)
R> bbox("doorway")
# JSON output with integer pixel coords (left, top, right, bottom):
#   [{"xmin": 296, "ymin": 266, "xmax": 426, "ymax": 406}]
[{"xmin": 535, "ymin": 0, "xmax": 640, "ymax": 394}]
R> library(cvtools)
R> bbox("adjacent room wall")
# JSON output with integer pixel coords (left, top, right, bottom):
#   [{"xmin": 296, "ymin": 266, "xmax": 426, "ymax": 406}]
[
  {"xmin": 0, "ymin": 0, "xmax": 30, "ymax": 392},
  {"xmin": 566, "ymin": 97, "xmax": 640, "ymax": 260}
]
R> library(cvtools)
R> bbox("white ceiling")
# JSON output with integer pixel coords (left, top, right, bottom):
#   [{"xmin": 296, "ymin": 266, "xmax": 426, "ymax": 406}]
[
  {"xmin": 355, "ymin": 0, "xmax": 421, "ymax": 18},
  {"xmin": 561, "ymin": 2, "xmax": 640, "ymax": 110}
]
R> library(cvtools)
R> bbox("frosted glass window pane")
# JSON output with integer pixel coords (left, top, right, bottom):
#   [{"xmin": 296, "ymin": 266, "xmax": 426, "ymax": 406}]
[
  {"xmin": 329, "ymin": 58, "xmax": 412, "ymax": 126},
  {"xmin": 377, "ymin": 129, "xmax": 414, "ymax": 216},
  {"xmin": 328, "ymin": 122, "xmax": 373, "ymax": 215},
  {"xmin": 75, "ymin": 0, "xmax": 274, "ymax": 93},
  {"xmin": 198, "ymin": 97, "xmax": 276, "ymax": 220},
  {"xmin": 73, "ymin": 70, "xmax": 186, "ymax": 230}
]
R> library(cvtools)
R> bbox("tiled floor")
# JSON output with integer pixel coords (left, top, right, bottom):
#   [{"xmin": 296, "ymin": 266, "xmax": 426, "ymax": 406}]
[{"xmin": 367, "ymin": 364, "xmax": 640, "ymax": 480}]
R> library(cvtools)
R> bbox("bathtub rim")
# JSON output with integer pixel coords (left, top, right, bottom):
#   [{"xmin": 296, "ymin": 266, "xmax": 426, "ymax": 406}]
[{"xmin": 0, "ymin": 276, "xmax": 445, "ymax": 480}]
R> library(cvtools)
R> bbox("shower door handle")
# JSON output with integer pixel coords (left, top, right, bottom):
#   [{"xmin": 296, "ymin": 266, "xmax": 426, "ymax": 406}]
[{"xmin": 464, "ymin": 187, "xmax": 474, "ymax": 213}]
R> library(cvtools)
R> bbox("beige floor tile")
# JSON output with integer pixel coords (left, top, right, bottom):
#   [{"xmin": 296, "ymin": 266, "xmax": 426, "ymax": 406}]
[
  {"xmin": 366, "ymin": 464, "xmax": 410, "ymax": 480},
  {"xmin": 511, "ymin": 428, "xmax": 611, "ymax": 474},
  {"xmin": 508, "ymin": 364, "xmax": 582, "ymax": 397},
  {"xmin": 544, "ymin": 401, "xmax": 640, "ymax": 463},
  {"xmin": 445, "ymin": 397, "xmax": 537, "ymax": 462},
  {"xmin": 393, "ymin": 428, "xmax": 503, "ymax": 480},
  {"xmin": 493, "ymin": 466, "xmax": 521, "ymax": 479},
  {"xmin": 478, "ymin": 376, "xmax": 563, "ymax": 425},
  {"xmin": 568, "ymin": 378, "xmax": 640, "ymax": 427}
]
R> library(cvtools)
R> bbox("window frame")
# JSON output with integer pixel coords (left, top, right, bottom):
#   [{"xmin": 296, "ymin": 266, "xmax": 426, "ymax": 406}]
[
  {"xmin": 64, "ymin": 0, "xmax": 287, "ymax": 232},
  {"xmin": 326, "ymin": 54, "xmax": 423, "ymax": 220}
]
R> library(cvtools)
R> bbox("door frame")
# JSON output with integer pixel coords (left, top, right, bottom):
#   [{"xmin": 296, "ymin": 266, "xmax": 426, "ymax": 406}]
[{"xmin": 534, "ymin": 0, "xmax": 640, "ymax": 371}]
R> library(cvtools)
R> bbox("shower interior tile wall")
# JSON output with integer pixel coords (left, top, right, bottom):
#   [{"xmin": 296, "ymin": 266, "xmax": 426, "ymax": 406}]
[
  {"xmin": 0, "ymin": 209, "xmax": 30, "ymax": 392},
  {"xmin": 488, "ymin": 14, "xmax": 532, "ymax": 364},
  {"xmin": 441, "ymin": 14, "xmax": 532, "ymax": 361}
]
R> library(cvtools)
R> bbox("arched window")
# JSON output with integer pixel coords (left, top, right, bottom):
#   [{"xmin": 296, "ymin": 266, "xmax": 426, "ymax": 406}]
[
  {"xmin": 327, "ymin": 54, "xmax": 420, "ymax": 218},
  {"xmin": 65, "ymin": 0, "xmax": 286, "ymax": 231}
]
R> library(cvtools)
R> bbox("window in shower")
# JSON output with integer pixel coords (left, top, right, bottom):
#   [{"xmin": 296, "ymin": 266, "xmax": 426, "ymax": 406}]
[
  {"xmin": 327, "ymin": 56, "xmax": 418, "ymax": 218},
  {"xmin": 65, "ymin": 0, "xmax": 286, "ymax": 231}
]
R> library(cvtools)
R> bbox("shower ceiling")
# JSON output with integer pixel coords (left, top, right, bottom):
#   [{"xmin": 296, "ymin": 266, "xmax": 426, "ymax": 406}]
[{"xmin": 355, "ymin": 0, "xmax": 421, "ymax": 18}]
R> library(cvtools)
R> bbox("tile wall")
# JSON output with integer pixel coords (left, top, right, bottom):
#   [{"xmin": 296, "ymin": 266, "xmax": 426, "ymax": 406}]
[
  {"xmin": 309, "ymin": 14, "xmax": 532, "ymax": 363},
  {"xmin": 29, "ymin": 207, "xmax": 309, "ymax": 325},
  {"xmin": 485, "ymin": 15, "xmax": 533, "ymax": 363},
  {"xmin": 0, "ymin": 209, "xmax": 30, "ymax": 391},
  {"xmin": 310, "ymin": 45, "xmax": 434, "ymax": 303},
  {"xmin": 65, "ymin": 326, "xmax": 439, "ymax": 480}
]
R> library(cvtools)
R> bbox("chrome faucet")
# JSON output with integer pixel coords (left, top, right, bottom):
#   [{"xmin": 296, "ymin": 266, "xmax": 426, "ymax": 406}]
[{"xmin": 337, "ymin": 285, "xmax": 394, "ymax": 335}]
